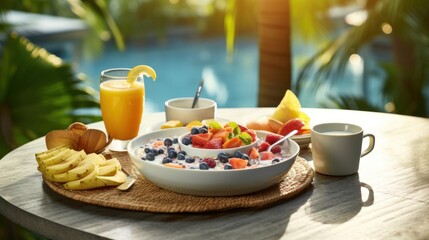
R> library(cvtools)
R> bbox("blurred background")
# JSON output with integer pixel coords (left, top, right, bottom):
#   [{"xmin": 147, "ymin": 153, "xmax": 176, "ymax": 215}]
[{"xmin": 1, "ymin": 0, "xmax": 428, "ymax": 239}]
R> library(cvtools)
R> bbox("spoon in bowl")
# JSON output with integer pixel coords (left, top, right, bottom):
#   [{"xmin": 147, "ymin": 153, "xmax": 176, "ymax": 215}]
[
  {"xmin": 191, "ymin": 79, "xmax": 204, "ymax": 108},
  {"xmin": 267, "ymin": 129, "xmax": 298, "ymax": 152}
]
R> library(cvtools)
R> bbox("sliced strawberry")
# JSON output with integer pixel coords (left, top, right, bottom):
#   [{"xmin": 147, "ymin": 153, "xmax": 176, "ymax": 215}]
[
  {"xmin": 212, "ymin": 129, "xmax": 229, "ymax": 143},
  {"xmin": 258, "ymin": 141, "xmax": 270, "ymax": 152},
  {"xmin": 191, "ymin": 133, "xmax": 213, "ymax": 147},
  {"xmin": 270, "ymin": 145, "xmax": 281, "ymax": 154},
  {"xmin": 238, "ymin": 124, "xmax": 248, "ymax": 132},
  {"xmin": 203, "ymin": 138, "xmax": 223, "ymax": 149},
  {"xmin": 260, "ymin": 151, "xmax": 275, "ymax": 160},
  {"xmin": 202, "ymin": 158, "xmax": 217, "ymax": 168},
  {"xmin": 248, "ymin": 147, "xmax": 260, "ymax": 159},
  {"xmin": 222, "ymin": 137, "xmax": 243, "ymax": 149},
  {"xmin": 229, "ymin": 158, "xmax": 248, "ymax": 169},
  {"xmin": 265, "ymin": 133, "xmax": 283, "ymax": 145}
]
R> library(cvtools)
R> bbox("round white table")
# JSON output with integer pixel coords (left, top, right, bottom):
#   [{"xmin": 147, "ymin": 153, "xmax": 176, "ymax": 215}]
[{"xmin": 1, "ymin": 108, "xmax": 428, "ymax": 240}]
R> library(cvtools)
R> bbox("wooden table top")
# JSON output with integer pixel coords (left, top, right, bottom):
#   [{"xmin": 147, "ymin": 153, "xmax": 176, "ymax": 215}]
[{"xmin": 1, "ymin": 108, "xmax": 428, "ymax": 240}]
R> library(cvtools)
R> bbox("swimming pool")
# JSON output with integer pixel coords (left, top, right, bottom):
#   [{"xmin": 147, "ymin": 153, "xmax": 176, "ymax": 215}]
[{"xmin": 77, "ymin": 36, "xmax": 259, "ymax": 113}]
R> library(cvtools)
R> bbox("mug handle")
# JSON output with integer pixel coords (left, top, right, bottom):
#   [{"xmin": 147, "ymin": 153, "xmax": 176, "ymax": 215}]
[{"xmin": 361, "ymin": 134, "xmax": 375, "ymax": 157}]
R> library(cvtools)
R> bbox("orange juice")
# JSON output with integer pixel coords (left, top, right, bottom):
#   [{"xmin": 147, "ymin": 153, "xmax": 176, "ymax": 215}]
[{"xmin": 100, "ymin": 80, "xmax": 144, "ymax": 140}]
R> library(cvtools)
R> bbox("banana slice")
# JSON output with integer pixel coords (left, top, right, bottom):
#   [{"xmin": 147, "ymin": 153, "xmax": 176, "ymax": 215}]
[
  {"xmin": 36, "ymin": 146, "xmax": 68, "ymax": 162},
  {"xmin": 51, "ymin": 154, "xmax": 99, "ymax": 182},
  {"xmin": 99, "ymin": 159, "xmax": 121, "ymax": 176},
  {"xmin": 39, "ymin": 149, "xmax": 74, "ymax": 169},
  {"xmin": 44, "ymin": 150, "xmax": 85, "ymax": 176},
  {"xmin": 64, "ymin": 167, "xmax": 126, "ymax": 190}
]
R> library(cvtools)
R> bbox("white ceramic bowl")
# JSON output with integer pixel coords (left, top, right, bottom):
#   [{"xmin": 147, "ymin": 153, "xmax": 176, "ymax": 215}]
[
  {"xmin": 178, "ymin": 133, "xmax": 258, "ymax": 158},
  {"xmin": 165, "ymin": 98, "xmax": 217, "ymax": 124},
  {"xmin": 127, "ymin": 128, "xmax": 300, "ymax": 196}
]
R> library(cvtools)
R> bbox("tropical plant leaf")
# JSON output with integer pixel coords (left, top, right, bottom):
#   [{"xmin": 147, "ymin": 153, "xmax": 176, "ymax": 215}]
[
  {"xmin": 67, "ymin": 0, "xmax": 125, "ymax": 52},
  {"xmin": 224, "ymin": 0, "xmax": 236, "ymax": 57},
  {"xmin": 295, "ymin": 0, "xmax": 429, "ymax": 117},
  {"xmin": 0, "ymin": 32, "xmax": 101, "ymax": 157},
  {"xmin": 322, "ymin": 95, "xmax": 383, "ymax": 112}
]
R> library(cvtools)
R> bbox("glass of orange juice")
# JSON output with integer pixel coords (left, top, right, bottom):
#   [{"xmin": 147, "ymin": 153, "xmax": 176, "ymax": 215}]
[{"xmin": 99, "ymin": 68, "xmax": 147, "ymax": 151}]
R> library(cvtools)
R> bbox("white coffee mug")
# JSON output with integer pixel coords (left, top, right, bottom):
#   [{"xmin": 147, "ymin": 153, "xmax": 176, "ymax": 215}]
[
  {"xmin": 311, "ymin": 123, "xmax": 375, "ymax": 176},
  {"xmin": 165, "ymin": 98, "xmax": 216, "ymax": 125}
]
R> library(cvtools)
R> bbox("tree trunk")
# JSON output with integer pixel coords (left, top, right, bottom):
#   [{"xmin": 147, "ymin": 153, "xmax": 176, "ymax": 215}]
[{"xmin": 258, "ymin": 0, "xmax": 291, "ymax": 107}]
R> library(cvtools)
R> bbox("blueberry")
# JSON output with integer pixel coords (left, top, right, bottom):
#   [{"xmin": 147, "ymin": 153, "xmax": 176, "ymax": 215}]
[
  {"xmin": 167, "ymin": 147, "xmax": 175, "ymax": 153},
  {"xmin": 168, "ymin": 150, "xmax": 178, "ymax": 159},
  {"xmin": 217, "ymin": 152, "xmax": 229, "ymax": 163},
  {"xmin": 150, "ymin": 149, "xmax": 159, "ymax": 156},
  {"xmin": 146, "ymin": 152, "xmax": 155, "ymax": 161},
  {"xmin": 198, "ymin": 127, "xmax": 208, "ymax": 134},
  {"xmin": 181, "ymin": 137, "xmax": 192, "ymax": 145},
  {"xmin": 272, "ymin": 158, "xmax": 280, "ymax": 164},
  {"xmin": 191, "ymin": 127, "xmax": 200, "ymax": 135},
  {"xmin": 173, "ymin": 138, "xmax": 179, "ymax": 144},
  {"xmin": 158, "ymin": 149, "xmax": 164, "ymax": 155},
  {"xmin": 177, "ymin": 153, "xmax": 186, "ymax": 160},
  {"xmin": 185, "ymin": 157, "xmax": 195, "ymax": 163},
  {"xmin": 164, "ymin": 138, "xmax": 173, "ymax": 147},
  {"xmin": 233, "ymin": 151, "xmax": 243, "ymax": 158},
  {"xmin": 224, "ymin": 164, "xmax": 233, "ymax": 170},
  {"xmin": 162, "ymin": 157, "xmax": 173, "ymax": 164},
  {"xmin": 199, "ymin": 162, "xmax": 210, "ymax": 170},
  {"xmin": 140, "ymin": 157, "xmax": 146, "ymax": 161},
  {"xmin": 178, "ymin": 150, "xmax": 187, "ymax": 155},
  {"xmin": 144, "ymin": 147, "xmax": 151, "ymax": 153},
  {"xmin": 241, "ymin": 153, "xmax": 250, "ymax": 160}
]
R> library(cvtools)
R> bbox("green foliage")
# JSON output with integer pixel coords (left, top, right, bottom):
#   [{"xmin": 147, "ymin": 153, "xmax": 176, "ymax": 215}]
[
  {"xmin": 296, "ymin": 0, "xmax": 429, "ymax": 117},
  {"xmin": 0, "ymin": 33, "xmax": 101, "ymax": 158},
  {"xmin": 68, "ymin": 0, "xmax": 125, "ymax": 52}
]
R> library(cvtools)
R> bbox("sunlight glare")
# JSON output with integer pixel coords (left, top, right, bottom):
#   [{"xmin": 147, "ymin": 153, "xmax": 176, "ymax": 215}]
[
  {"xmin": 202, "ymin": 67, "xmax": 228, "ymax": 105},
  {"xmin": 349, "ymin": 54, "xmax": 362, "ymax": 65},
  {"xmin": 381, "ymin": 23, "xmax": 393, "ymax": 34},
  {"xmin": 345, "ymin": 10, "xmax": 367, "ymax": 26},
  {"xmin": 384, "ymin": 102, "xmax": 395, "ymax": 113},
  {"xmin": 46, "ymin": 54, "xmax": 62, "ymax": 66},
  {"xmin": 349, "ymin": 54, "xmax": 363, "ymax": 76}
]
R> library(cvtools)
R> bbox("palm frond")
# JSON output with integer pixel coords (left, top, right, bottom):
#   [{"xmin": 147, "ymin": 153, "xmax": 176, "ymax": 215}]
[
  {"xmin": 296, "ymin": 0, "xmax": 429, "ymax": 116},
  {"xmin": 67, "ymin": 0, "xmax": 125, "ymax": 52},
  {"xmin": 0, "ymin": 32, "xmax": 101, "ymax": 156},
  {"xmin": 322, "ymin": 95, "xmax": 382, "ymax": 112}
]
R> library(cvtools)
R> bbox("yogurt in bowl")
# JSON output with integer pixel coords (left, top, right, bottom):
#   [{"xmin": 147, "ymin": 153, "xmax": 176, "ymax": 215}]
[{"xmin": 127, "ymin": 128, "xmax": 300, "ymax": 196}]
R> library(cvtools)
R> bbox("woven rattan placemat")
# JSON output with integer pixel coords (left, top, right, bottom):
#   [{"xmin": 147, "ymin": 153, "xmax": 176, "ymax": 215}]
[{"xmin": 44, "ymin": 152, "xmax": 314, "ymax": 213}]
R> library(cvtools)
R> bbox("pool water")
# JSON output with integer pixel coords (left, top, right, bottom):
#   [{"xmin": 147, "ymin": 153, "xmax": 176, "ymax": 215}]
[
  {"xmin": 77, "ymin": 34, "xmax": 385, "ymax": 115},
  {"xmin": 78, "ymin": 36, "xmax": 259, "ymax": 113}
]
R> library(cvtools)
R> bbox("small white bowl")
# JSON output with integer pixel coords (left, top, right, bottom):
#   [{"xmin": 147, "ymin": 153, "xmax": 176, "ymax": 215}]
[
  {"xmin": 165, "ymin": 98, "xmax": 217, "ymax": 125},
  {"xmin": 178, "ymin": 133, "xmax": 258, "ymax": 158},
  {"xmin": 127, "ymin": 128, "xmax": 300, "ymax": 196}
]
